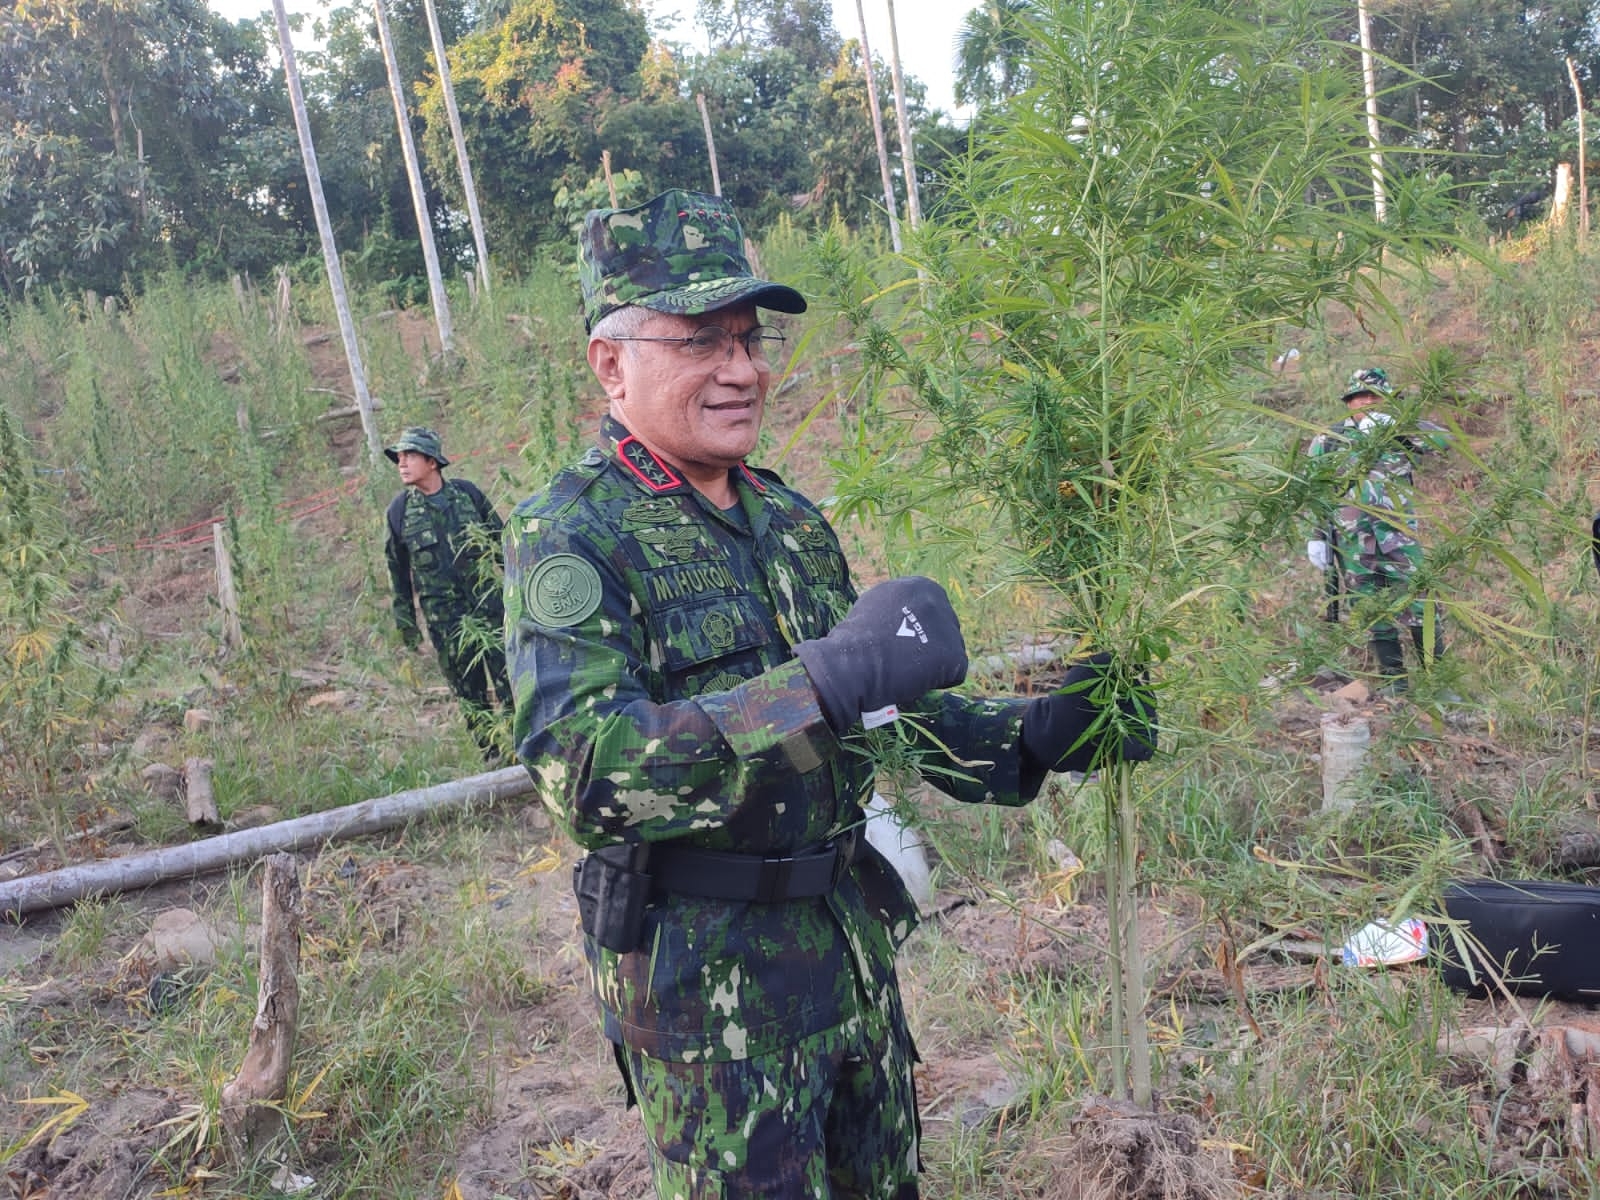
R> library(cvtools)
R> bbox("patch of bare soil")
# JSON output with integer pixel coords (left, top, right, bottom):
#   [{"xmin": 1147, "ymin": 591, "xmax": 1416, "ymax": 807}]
[
  {"xmin": 6, "ymin": 1089, "xmax": 181, "ymax": 1200},
  {"xmin": 1051, "ymin": 1097, "xmax": 1234, "ymax": 1200}
]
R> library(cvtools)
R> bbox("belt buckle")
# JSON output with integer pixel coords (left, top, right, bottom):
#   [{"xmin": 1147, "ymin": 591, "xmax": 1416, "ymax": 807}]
[
  {"xmin": 754, "ymin": 856, "xmax": 795, "ymax": 905},
  {"xmin": 828, "ymin": 829, "xmax": 857, "ymax": 889}
]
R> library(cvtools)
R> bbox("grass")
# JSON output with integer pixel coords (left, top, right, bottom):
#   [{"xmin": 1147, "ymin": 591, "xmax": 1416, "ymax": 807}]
[{"xmin": 5, "ymin": 224, "xmax": 1600, "ymax": 1195}]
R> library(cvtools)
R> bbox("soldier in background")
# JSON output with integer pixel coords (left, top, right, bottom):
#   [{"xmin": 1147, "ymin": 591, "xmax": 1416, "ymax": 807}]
[
  {"xmin": 504, "ymin": 189, "xmax": 1154, "ymax": 1199},
  {"xmin": 1306, "ymin": 367, "xmax": 1451, "ymax": 694},
  {"xmin": 384, "ymin": 426, "xmax": 510, "ymax": 761}
]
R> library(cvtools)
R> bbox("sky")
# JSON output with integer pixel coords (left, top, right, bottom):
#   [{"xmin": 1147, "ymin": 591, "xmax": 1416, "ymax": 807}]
[
  {"xmin": 646, "ymin": 0, "xmax": 972, "ymax": 118},
  {"xmin": 211, "ymin": 0, "xmax": 972, "ymax": 118}
]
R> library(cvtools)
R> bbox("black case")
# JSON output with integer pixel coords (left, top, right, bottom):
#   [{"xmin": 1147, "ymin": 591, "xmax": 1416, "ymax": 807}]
[{"xmin": 1439, "ymin": 879, "xmax": 1600, "ymax": 1000}]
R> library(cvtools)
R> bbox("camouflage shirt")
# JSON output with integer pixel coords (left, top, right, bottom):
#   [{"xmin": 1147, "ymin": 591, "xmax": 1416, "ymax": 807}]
[
  {"xmin": 1306, "ymin": 410, "xmax": 1449, "ymax": 533},
  {"xmin": 385, "ymin": 477, "xmax": 505, "ymax": 646},
  {"xmin": 506, "ymin": 415, "xmax": 1032, "ymax": 1063}
]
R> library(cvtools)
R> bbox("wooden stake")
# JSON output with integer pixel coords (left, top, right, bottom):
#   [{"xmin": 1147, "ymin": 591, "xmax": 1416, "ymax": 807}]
[
  {"xmin": 212, "ymin": 521, "xmax": 244, "ymax": 653},
  {"xmin": 1567, "ymin": 57, "xmax": 1589, "ymax": 242},
  {"xmin": 423, "ymin": 0, "xmax": 492, "ymax": 297},
  {"xmin": 221, "ymin": 853, "xmax": 302, "ymax": 1155},
  {"xmin": 882, "ymin": 0, "xmax": 920, "ymax": 229},
  {"xmin": 183, "ymin": 757, "xmax": 220, "ymax": 827},
  {"xmin": 851, "ymin": 0, "xmax": 902, "ymax": 252}
]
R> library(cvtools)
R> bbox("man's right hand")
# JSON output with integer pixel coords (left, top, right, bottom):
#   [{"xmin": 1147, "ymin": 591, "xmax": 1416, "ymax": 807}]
[{"xmin": 795, "ymin": 577, "xmax": 969, "ymax": 733}]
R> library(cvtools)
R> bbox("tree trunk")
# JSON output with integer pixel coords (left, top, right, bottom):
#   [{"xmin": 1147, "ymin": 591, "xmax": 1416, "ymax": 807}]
[
  {"xmin": 853, "ymin": 0, "xmax": 902, "ymax": 252},
  {"xmin": 883, "ymin": 0, "xmax": 921, "ymax": 229},
  {"xmin": 0, "ymin": 767, "xmax": 533, "ymax": 918},
  {"xmin": 423, "ymin": 0, "xmax": 492, "ymax": 297},
  {"xmin": 270, "ymin": 0, "xmax": 383, "ymax": 463},
  {"xmin": 221, "ymin": 853, "xmax": 302, "ymax": 1155},
  {"xmin": 374, "ymin": 0, "xmax": 454, "ymax": 356}
]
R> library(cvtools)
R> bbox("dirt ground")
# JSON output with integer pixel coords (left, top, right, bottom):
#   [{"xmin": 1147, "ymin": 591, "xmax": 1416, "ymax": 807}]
[{"xmin": 10, "ymin": 294, "xmax": 1600, "ymax": 1198}]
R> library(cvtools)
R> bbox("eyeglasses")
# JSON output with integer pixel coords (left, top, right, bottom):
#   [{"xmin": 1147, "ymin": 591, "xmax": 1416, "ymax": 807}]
[{"xmin": 609, "ymin": 325, "xmax": 787, "ymax": 366}]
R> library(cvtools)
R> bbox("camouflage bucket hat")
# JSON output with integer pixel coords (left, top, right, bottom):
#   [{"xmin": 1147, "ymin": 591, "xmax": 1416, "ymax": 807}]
[
  {"xmin": 578, "ymin": 188, "xmax": 807, "ymax": 332},
  {"xmin": 1340, "ymin": 366, "xmax": 1396, "ymax": 403},
  {"xmin": 384, "ymin": 426, "xmax": 449, "ymax": 467}
]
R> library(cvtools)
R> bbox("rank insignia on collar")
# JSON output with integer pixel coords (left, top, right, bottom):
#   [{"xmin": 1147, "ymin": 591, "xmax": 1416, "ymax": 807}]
[{"xmin": 616, "ymin": 436, "xmax": 684, "ymax": 492}]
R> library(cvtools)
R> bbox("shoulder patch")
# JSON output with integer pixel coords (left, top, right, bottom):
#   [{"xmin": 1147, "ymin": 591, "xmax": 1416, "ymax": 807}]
[{"xmin": 526, "ymin": 553, "xmax": 604, "ymax": 627}]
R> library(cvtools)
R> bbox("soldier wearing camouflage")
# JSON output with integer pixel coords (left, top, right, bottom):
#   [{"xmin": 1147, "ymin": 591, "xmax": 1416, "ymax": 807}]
[
  {"xmin": 1306, "ymin": 367, "xmax": 1451, "ymax": 690},
  {"xmin": 384, "ymin": 426, "xmax": 511, "ymax": 759},
  {"xmin": 507, "ymin": 189, "xmax": 1153, "ymax": 1199}
]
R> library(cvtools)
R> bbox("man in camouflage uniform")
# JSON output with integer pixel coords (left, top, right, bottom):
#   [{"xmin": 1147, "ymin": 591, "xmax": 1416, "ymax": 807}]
[
  {"xmin": 505, "ymin": 188, "xmax": 1154, "ymax": 1199},
  {"xmin": 1306, "ymin": 367, "xmax": 1451, "ymax": 693},
  {"xmin": 384, "ymin": 426, "xmax": 511, "ymax": 760}
]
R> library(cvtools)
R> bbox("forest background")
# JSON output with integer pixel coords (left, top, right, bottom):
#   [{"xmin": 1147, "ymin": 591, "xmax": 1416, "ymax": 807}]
[{"xmin": 3, "ymin": 0, "xmax": 1597, "ymax": 301}]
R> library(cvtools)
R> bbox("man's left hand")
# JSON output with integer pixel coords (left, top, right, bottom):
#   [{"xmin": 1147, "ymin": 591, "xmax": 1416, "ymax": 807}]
[{"xmin": 1020, "ymin": 654, "xmax": 1156, "ymax": 774}]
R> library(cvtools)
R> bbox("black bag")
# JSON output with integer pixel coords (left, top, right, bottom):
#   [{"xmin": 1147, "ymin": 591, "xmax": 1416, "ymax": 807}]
[{"xmin": 1439, "ymin": 879, "xmax": 1600, "ymax": 1000}]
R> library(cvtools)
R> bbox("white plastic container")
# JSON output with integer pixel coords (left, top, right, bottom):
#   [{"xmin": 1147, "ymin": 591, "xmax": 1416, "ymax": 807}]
[
  {"xmin": 863, "ymin": 792, "xmax": 933, "ymax": 907},
  {"xmin": 1320, "ymin": 712, "xmax": 1371, "ymax": 811}
]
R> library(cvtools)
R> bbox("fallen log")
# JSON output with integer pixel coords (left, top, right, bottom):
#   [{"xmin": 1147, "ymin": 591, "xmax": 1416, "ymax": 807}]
[
  {"xmin": 0, "ymin": 766, "xmax": 534, "ymax": 919},
  {"xmin": 222, "ymin": 853, "xmax": 302, "ymax": 1154}
]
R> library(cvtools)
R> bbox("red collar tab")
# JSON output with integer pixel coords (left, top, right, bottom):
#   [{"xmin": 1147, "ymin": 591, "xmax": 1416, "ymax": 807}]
[
  {"xmin": 615, "ymin": 436, "xmax": 685, "ymax": 492},
  {"xmin": 739, "ymin": 463, "xmax": 767, "ymax": 493}
]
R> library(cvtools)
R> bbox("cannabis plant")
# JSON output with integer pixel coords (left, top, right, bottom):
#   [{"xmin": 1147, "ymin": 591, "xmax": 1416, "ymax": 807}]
[{"xmin": 820, "ymin": 0, "xmax": 1457, "ymax": 1104}]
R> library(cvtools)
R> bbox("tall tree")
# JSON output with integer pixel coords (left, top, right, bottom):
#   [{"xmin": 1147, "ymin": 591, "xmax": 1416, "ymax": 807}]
[
  {"xmin": 0, "ymin": 0, "xmax": 292, "ymax": 296},
  {"xmin": 954, "ymin": 0, "xmax": 1037, "ymax": 109},
  {"xmin": 1364, "ymin": 0, "xmax": 1599, "ymax": 215},
  {"xmin": 414, "ymin": 0, "xmax": 650, "ymax": 260}
]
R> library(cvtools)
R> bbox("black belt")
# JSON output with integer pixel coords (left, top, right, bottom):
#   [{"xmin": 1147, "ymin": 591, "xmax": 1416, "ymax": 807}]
[{"xmin": 646, "ymin": 830, "xmax": 859, "ymax": 904}]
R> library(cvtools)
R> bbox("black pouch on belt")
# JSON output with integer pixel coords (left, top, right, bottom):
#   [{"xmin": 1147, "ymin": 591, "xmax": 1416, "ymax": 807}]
[{"xmin": 573, "ymin": 844, "xmax": 652, "ymax": 955}]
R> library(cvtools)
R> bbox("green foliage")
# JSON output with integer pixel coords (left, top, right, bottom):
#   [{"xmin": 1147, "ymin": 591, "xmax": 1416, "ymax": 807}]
[
  {"xmin": 0, "ymin": 0, "xmax": 304, "ymax": 297},
  {"xmin": 415, "ymin": 0, "xmax": 653, "ymax": 260},
  {"xmin": 817, "ymin": 0, "xmax": 1468, "ymax": 1104},
  {"xmin": 1366, "ymin": 0, "xmax": 1599, "ymax": 223},
  {"xmin": 0, "ymin": 405, "xmax": 135, "ymax": 833}
]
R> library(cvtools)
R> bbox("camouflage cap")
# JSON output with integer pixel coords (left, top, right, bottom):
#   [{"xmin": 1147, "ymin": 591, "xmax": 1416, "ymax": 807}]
[
  {"xmin": 1340, "ymin": 366, "xmax": 1397, "ymax": 403},
  {"xmin": 578, "ymin": 189, "xmax": 807, "ymax": 333},
  {"xmin": 384, "ymin": 426, "xmax": 450, "ymax": 467}
]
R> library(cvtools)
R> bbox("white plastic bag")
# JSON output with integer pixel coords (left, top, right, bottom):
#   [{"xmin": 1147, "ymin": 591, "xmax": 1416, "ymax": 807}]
[{"xmin": 863, "ymin": 793, "xmax": 933, "ymax": 907}]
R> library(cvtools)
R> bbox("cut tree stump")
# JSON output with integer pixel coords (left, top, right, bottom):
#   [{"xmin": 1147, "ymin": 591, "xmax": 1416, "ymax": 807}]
[
  {"xmin": 221, "ymin": 853, "xmax": 302, "ymax": 1154},
  {"xmin": 183, "ymin": 757, "xmax": 220, "ymax": 827}
]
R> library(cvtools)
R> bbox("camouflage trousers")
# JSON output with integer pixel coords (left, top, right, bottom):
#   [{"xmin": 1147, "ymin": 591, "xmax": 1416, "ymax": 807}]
[
  {"xmin": 623, "ymin": 1000, "xmax": 921, "ymax": 1200},
  {"xmin": 1333, "ymin": 513, "xmax": 1432, "ymax": 636},
  {"xmin": 432, "ymin": 621, "xmax": 511, "ymax": 756}
]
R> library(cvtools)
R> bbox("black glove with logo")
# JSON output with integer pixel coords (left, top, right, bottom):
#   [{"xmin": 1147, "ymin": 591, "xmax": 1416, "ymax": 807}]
[
  {"xmin": 796, "ymin": 576, "xmax": 969, "ymax": 734},
  {"xmin": 1020, "ymin": 653, "xmax": 1157, "ymax": 773}
]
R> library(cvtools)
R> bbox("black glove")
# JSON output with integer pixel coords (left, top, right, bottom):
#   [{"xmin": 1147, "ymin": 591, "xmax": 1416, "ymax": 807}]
[
  {"xmin": 1020, "ymin": 653, "xmax": 1157, "ymax": 773},
  {"xmin": 795, "ymin": 576, "xmax": 969, "ymax": 733}
]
